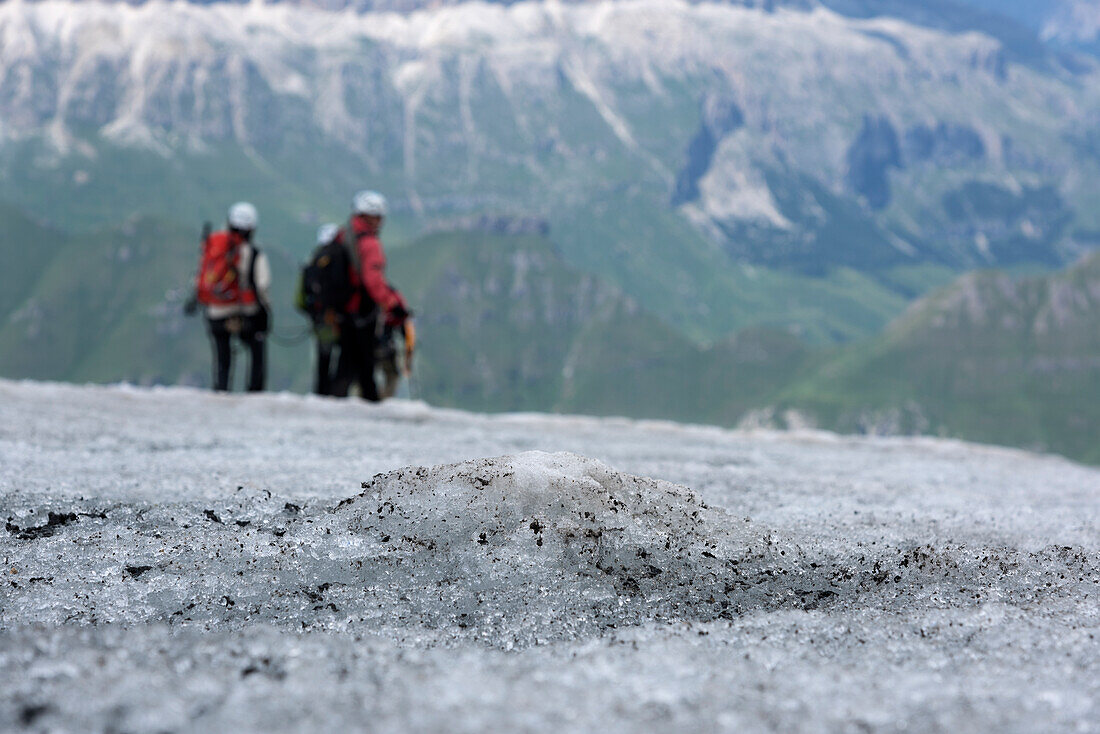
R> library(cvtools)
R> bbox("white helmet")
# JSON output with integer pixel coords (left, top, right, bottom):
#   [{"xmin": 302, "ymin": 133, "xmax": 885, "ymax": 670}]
[
  {"xmin": 228, "ymin": 201, "xmax": 258, "ymax": 231},
  {"xmin": 352, "ymin": 190, "xmax": 387, "ymax": 217},
  {"xmin": 316, "ymin": 223, "xmax": 340, "ymax": 246}
]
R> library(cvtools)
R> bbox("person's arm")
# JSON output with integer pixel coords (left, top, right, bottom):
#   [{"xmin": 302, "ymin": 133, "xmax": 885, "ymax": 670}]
[
  {"xmin": 385, "ymin": 287, "xmax": 410, "ymax": 326},
  {"xmin": 358, "ymin": 237, "xmax": 399, "ymax": 311},
  {"xmin": 253, "ymin": 249, "xmax": 272, "ymax": 304}
]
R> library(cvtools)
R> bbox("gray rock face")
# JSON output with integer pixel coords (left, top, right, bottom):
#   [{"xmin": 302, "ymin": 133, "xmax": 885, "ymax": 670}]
[
  {"xmin": 1, "ymin": 0, "xmax": 1098, "ymax": 288},
  {"xmin": 672, "ymin": 95, "xmax": 745, "ymax": 206},
  {"xmin": 429, "ymin": 214, "xmax": 551, "ymax": 237},
  {"xmin": 904, "ymin": 122, "xmax": 985, "ymax": 166},
  {"xmin": 844, "ymin": 115, "xmax": 902, "ymax": 209}
]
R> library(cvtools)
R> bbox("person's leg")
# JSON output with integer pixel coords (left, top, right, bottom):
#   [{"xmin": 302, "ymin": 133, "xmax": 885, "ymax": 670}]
[
  {"xmin": 206, "ymin": 318, "xmax": 231, "ymax": 392},
  {"xmin": 316, "ymin": 339, "xmax": 333, "ymax": 395},
  {"xmin": 242, "ymin": 323, "xmax": 266, "ymax": 392},
  {"xmin": 331, "ymin": 326, "xmax": 357, "ymax": 398},
  {"xmin": 354, "ymin": 321, "xmax": 380, "ymax": 402}
]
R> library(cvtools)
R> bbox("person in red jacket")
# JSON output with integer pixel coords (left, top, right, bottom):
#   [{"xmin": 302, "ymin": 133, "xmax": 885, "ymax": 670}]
[
  {"xmin": 335, "ymin": 190, "xmax": 407, "ymax": 401},
  {"xmin": 193, "ymin": 202, "xmax": 271, "ymax": 392}
]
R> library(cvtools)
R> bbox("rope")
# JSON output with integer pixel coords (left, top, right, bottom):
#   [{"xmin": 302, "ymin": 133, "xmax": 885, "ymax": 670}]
[
  {"xmin": 259, "ymin": 306, "xmax": 313, "ymax": 347},
  {"xmin": 267, "ymin": 325, "xmax": 312, "ymax": 347}
]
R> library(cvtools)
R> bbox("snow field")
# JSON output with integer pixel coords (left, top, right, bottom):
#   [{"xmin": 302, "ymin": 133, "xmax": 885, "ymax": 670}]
[{"xmin": 1, "ymin": 379, "xmax": 1098, "ymax": 732}]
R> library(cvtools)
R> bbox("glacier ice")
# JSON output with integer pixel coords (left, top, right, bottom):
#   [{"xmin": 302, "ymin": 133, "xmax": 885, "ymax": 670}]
[{"xmin": 1, "ymin": 380, "xmax": 1098, "ymax": 732}]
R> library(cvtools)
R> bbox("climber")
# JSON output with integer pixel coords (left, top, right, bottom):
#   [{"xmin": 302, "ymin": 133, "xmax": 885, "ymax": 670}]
[
  {"xmin": 296, "ymin": 223, "xmax": 355, "ymax": 395},
  {"xmin": 336, "ymin": 190, "xmax": 406, "ymax": 401},
  {"xmin": 192, "ymin": 202, "xmax": 271, "ymax": 392}
]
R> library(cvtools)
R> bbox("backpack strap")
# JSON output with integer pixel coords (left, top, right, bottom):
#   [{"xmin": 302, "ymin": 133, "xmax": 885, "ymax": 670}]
[
  {"xmin": 242, "ymin": 243, "xmax": 261, "ymax": 299},
  {"xmin": 244, "ymin": 243, "xmax": 270, "ymax": 333},
  {"xmin": 344, "ymin": 219, "xmax": 362, "ymax": 272}
]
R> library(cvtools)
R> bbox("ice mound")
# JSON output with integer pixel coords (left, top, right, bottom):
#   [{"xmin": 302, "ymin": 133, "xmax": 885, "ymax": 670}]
[
  {"xmin": 6, "ymin": 452, "xmax": 1093, "ymax": 649},
  {"xmin": 316, "ymin": 451, "xmax": 802, "ymax": 638},
  {"xmin": 2, "ymin": 453, "xmax": 810, "ymax": 643}
]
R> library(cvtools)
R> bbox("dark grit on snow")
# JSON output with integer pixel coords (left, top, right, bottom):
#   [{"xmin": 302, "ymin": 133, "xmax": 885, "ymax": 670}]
[{"xmin": 1, "ymin": 381, "xmax": 1098, "ymax": 733}]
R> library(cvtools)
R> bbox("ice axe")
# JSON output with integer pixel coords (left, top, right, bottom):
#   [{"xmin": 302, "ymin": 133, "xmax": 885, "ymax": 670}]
[
  {"xmin": 183, "ymin": 221, "xmax": 212, "ymax": 316},
  {"xmin": 402, "ymin": 318, "xmax": 419, "ymax": 400}
]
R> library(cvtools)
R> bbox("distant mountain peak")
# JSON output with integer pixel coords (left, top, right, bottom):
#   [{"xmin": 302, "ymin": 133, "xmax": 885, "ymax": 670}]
[{"xmin": 2, "ymin": 0, "xmax": 1099, "ymax": 348}]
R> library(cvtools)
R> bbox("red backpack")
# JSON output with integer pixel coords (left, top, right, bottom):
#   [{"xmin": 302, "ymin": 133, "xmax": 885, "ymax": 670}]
[{"xmin": 196, "ymin": 231, "xmax": 257, "ymax": 306}]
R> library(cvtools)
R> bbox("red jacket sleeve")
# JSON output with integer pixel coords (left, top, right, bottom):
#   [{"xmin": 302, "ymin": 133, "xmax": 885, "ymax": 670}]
[{"xmin": 356, "ymin": 234, "xmax": 400, "ymax": 311}]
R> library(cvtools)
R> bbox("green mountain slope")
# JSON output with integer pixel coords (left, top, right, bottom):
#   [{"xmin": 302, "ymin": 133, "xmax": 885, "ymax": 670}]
[
  {"xmin": 781, "ymin": 252, "xmax": 1100, "ymax": 462},
  {"xmin": 390, "ymin": 230, "xmax": 685, "ymax": 414},
  {"xmin": 387, "ymin": 229, "xmax": 677, "ymax": 413},
  {"xmin": 0, "ymin": 206, "xmax": 65, "ymax": 319},
  {"xmin": 388, "ymin": 229, "xmax": 815, "ymax": 419}
]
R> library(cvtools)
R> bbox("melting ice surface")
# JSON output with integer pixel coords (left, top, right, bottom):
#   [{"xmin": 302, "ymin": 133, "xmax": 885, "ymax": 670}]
[{"xmin": 1, "ymin": 380, "xmax": 1098, "ymax": 732}]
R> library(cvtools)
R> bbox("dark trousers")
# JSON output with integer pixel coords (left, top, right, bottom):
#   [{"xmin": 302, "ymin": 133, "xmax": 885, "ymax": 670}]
[
  {"xmin": 315, "ymin": 340, "xmax": 336, "ymax": 396},
  {"xmin": 206, "ymin": 316, "xmax": 266, "ymax": 392},
  {"xmin": 333, "ymin": 315, "xmax": 380, "ymax": 402}
]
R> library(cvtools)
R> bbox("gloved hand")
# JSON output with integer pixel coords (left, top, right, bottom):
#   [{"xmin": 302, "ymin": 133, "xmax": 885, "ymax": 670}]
[
  {"xmin": 389, "ymin": 302, "xmax": 410, "ymax": 323},
  {"xmin": 183, "ymin": 292, "xmax": 199, "ymax": 316}
]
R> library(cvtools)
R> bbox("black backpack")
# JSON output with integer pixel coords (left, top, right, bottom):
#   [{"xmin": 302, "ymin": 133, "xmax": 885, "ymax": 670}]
[{"xmin": 299, "ymin": 240, "xmax": 353, "ymax": 321}]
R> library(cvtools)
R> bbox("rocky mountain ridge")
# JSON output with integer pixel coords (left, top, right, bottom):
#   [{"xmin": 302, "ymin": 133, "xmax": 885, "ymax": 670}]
[
  {"xmin": 2, "ymin": 0, "xmax": 1099, "ymax": 343},
  {"xmin": 777, "ymin": 250, "xmax": 1100, "ymax": 462}
]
